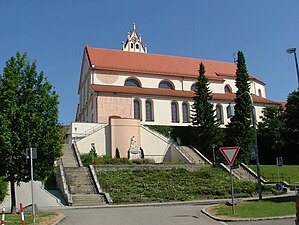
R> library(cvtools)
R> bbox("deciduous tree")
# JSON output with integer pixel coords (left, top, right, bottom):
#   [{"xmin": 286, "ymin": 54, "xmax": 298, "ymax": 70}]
[
  {"xmin": 257, "ymin": 106, "xmax": 285, "ymax": 164},
  {"xmin": 284, "ymin": 91, "xmax": 299, "ymax": 164},
  {"xmin": 0, "ymin": 52, "xmax": 62, "ymax": 213}
]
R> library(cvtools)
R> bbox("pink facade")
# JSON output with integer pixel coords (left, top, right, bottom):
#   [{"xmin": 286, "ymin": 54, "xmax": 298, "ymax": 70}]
[
  {"xmin": 110, "ymin": 117, "xmax": 141, "ymax": 158},
  {"xmin": 97, "ymin": 96, "xmax": 133, "ymax": 123}
]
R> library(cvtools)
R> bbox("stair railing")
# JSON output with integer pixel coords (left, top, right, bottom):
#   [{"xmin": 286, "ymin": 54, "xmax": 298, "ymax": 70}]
[
  {"xmin": 74, "ymin": 124, "xmax": 108, "ymax": 142},
  {"xmin": 56, "ymin": 159, "xmax": 73, "ymax": 205},
  {"xmin": 190, "ymin": 146, "xmax": 213, "ymax": 165},
  {"xmin": 141, "ymin": 125, "xmax": 172, "ymax": 143},
  {"xmin": 175, "ymin": 146, "xmax": 196, "ymax": 164},
  {"xmin": 72, "ymin": 142, "xmax": 83, "ymax": 167},
  {"xmin": 88, "ymin": 165, "xmax": 113, "ymax": 204}
]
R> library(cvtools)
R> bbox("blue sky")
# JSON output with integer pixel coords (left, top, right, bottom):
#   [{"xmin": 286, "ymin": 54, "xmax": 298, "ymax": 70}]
[{"xmin": 1, "ymin": 1, "xmax": 298, "ymax": 125}]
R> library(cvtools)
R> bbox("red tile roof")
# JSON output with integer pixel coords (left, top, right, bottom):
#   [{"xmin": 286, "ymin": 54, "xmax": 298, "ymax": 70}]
[
  {"xmin": 91, "ymin": 84, "xmax": 279, "ymax": 105},
  {"xmin": 85, "ymin": 47, "xmax": 264, "ymax": 84}
]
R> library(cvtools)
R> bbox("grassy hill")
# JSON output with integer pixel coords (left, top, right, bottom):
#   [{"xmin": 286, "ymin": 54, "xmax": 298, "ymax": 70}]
[{"xmin": 97, "ymin": 167, "xmax": 280, "ymax": 204}]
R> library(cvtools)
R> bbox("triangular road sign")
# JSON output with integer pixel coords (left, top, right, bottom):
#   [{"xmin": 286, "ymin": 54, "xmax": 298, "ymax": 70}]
[{"xmin": 219, "ymin": 147, "xmax": 240, "ymax": 166}]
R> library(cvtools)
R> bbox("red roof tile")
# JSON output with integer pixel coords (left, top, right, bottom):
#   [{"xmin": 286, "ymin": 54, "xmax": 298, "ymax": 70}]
[
  {"xmin": 85, "ymin": 47, "xmax": 264, "ymax": 83},
  {"xmin": 91, "ymin": 84, "xmax": 279, "ymax": 105}
]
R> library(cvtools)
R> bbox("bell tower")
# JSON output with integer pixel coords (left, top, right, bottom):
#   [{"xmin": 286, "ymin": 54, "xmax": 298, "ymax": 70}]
[{"xmin": 122, "ymin": 23, "xmax": 147, "ymax": 53}]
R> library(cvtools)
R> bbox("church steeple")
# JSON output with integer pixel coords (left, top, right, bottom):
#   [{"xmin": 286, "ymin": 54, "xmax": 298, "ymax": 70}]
[{"xmin": 122, "ymin": 23, "xmax": 147, "ymax": 53}]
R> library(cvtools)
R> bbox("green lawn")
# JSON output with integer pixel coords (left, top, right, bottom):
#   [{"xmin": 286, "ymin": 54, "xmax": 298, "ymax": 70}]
[
  {"xmin": 3, "ymin": 212, "xmax": 62, "ymax": 225},
  {"xmin": 97, "ymin": 167, "xmax": 280, "ymax": 204},
  {"xmin": 249, "ymin": 165, "xmax": 299, "ymax": 184},
  {"xmin": 209, "ymin": 197, "xmax": 296, "ymax": 218}
]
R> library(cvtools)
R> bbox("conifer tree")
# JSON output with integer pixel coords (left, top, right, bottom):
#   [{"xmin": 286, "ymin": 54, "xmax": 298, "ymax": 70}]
[
  {"xmin": 0, "ymin": 52, "xmax": 62, "ymax": 213},
  {"xmin": 226, "ymin": 51, "xmax": 252, "ymax": 163},
  {"xmin": 191, "ymin": 63, "xmax": 218, "ymax": 158}
]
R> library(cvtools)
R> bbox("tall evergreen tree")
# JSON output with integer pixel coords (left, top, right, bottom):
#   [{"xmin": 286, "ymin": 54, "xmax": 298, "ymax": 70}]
[
  {"xmin": 226, "ymin": 51, "xmax": 252, "ymax": 163},
  {"xmin": 284, "ymin": 91, "xmax": 299, "ymax": 164},
  {"xmin": 257, "ymin": 106, "xmax": 285, "ymax": 164},
  {"xmin": 191, "ymin": 63, "xmax": 218, "ymax": 158},
  {"xmin": 0, "ymin": 52, "xmax": 63, "ymax": 213}
]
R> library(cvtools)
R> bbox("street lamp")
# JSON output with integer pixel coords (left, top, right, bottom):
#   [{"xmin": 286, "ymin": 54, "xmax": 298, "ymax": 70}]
[
  {"xmin": 227, "ymin": 91, "xmax": 263, "ymax": 200},
  {"xmin": 286, "ymin": 48, "xmax": 299, "ymax": 91}
]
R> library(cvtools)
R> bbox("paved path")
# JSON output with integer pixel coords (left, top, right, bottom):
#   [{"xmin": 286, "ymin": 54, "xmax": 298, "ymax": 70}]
[
  {"xmin": 55, "ymin": 203, "xmax": 296, "ymax": 225},
  {"xmin": 57, "ymin": 204, "xmax": 221, "ymax": 225},
  {"xmin": 0, "ymin": 181, "xmax": 65, "ymax": 210}
]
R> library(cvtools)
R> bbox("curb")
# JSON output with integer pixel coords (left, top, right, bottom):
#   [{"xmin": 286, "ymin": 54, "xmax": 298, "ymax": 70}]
[
  {"xmin": 50, "ymin": 213, "xmax": 67, "ymax": 225},
  {"xmin": 53, "ymin": 199, "xmax": 230, "ymax": 210},
  {"xmin": 201, "ymin": 204, "xmax": 296, "ymax": 222}
]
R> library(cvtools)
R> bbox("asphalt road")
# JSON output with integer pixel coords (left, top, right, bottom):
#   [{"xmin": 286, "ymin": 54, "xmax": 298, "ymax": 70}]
[{"xmin": 55, "ymin": 204, "xmax": 296, "ymax": 225}]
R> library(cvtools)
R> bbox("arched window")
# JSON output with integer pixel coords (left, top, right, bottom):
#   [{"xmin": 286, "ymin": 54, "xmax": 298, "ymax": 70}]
[
  {"xmin": 216, "ymin": 104, "xmax": 224, "ymax": 124},
  {"xmin": 224, "ymin": 84, "xmax": 232, "ymax": 93},
  {"xmin": 171, "ymin": 101, "xmax": 179, "ymax": 122},
  {"xmin": 191, "ymin": 83, "xmax": 197, "ymax": 92},
  {"xmin": 134, "ymin": 99, "xmax": 141, "ymax": 120},
  {"xmin": 136, "ymin": 44, "xmax": 139, "ymax": 49},
  {"xmin": 159, "ymin": 80, "xmax": 174, "ymax": 90},
  {"xmin": 258, "ymin": 89, "xmax": 262, "ymax": 97},
  {"xmin": 131, "ymin": 43, "xmax": 134, "ymax": 48},
  {"xmin": 124, "ymin": 78, "xmax": 141, "ymax": 87},
  {"xmin": 182, "ymin": 102, "xmax": 190, "ymax": 123},
  {"xmin": 145, "ymin": 99, "xmax": 154, "ymax": 121}
]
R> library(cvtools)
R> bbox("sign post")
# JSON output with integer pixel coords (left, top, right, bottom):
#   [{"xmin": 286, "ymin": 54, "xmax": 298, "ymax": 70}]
[
  {"xmin": 27, "ymin": 148, "xmax": 37, "ymax": 225},
  {"xmin": 220, "ymin": 147, "xmax": 240, "ymax": 215},
  {"xmin": 276, "ymin": 157, "xmax": 283, "ymax": 189}
]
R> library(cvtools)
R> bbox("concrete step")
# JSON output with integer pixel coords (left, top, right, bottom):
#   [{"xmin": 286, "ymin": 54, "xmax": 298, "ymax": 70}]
[
  {"xmin": 72, "ymin": 194, "xmax": 106, "ymax": 206},
  {"xmin": 62, "ymin": 160, "xmax": 77, "ymax": 167},
  {"xmin": 69, "ymin": 185, "xmax": 97, "ymax": 194},
  {"xmin": 66, "ymin": 177, "xmax": 93, "ymax": 185},
  {"xmin": 61, "ymin": 144, "xmax": 79, "ymax": 167},
  {"xmin": 64, "ymin": 167, "xmax": 88, "ymax": 172}
]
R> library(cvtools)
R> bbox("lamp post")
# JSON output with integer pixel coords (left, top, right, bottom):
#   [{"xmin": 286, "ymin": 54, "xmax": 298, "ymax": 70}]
[
  {"xmin": 286, "ymin": 48, "xmax": 299, "ymax": 91},
  {"xmin": 227, "ymin": 91, "xmax": 263, "ymax": 200}
]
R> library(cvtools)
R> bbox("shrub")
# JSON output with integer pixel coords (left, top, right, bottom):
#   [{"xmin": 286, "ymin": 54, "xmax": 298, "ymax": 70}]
[
  {"xmin": 115, "ymin": 148, "xmax": 120, "ymax": 158},
  {"xmin": 132, "ymin": 158, "xmax": 155, "ymax": 164},
  {"xmin": 80, "ymin": 153, "xmax": 94, "ymax": 166},
  {"xmin": 44, "ymin": 169, "xmax": 57, "ymax": 190},
  {"xmin": 140, "ymin": 148, "xmax": 144, "ymax": 159},
  {"xmin": 94, "ymin": 155, "xmax": 133, "ymax": 165}
]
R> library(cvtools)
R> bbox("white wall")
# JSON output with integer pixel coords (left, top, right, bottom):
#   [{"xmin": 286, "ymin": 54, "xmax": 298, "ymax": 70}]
[
  {"xmin": 140, "ymin": 126, "xmax": 172, "ymax": 163},
  {"xmin": 76, "ymin": 125, "xmax": 109, "ymax": 156}
]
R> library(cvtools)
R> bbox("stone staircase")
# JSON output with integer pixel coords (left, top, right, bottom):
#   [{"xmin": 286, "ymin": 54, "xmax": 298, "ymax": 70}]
[
  {"xmin": 60, "ymin": 144, "xmax": 107, "ymax": 206},
  {"xmin": 62, "ymin": 144, "xmax": 78, "ymax": 167},
  {"xmin": 232, "ymin": 166, "xmax": 257, "ymax": 182},
  {"xmin": 220, "ymin": 163, "xmax": 258, "ymax": 182},
  {"xmin": 176, "ymin": 146, "xmax": 211, "ymax": 164}
]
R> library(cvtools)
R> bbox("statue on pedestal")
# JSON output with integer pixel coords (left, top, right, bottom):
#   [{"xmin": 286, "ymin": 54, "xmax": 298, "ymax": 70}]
[{"xmin": 128, "ymin": 136, "xmax": 141, "ymax": 160}]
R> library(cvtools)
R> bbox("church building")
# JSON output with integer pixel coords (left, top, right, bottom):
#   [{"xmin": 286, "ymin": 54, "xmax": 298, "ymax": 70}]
[{"xmin": 70, "ymin": 24, "xmax": 279, "ymax": 162}]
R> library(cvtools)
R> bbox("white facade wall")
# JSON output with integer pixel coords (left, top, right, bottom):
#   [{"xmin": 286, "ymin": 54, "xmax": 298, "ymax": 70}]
[
  {"xmin": 69, "ymin": 122, "xmax": 110, "ymax": 156},
  {"xmin": 252, "ymin": 81, "xmax": 266, "ymax": 98},
  {"xmin": 140, "ymin": 126, "xmax": 171, "ymax": 163},
  {"xmin": 91, "ymin": 70, "xmax": 266, "ymax": 97},
  {"xmin": 131, "ymin": 96, "xmax": 266, "ymax": 127},
  {"xmin": 76, "ymin": 127, "xmax": 109, "ymax": 156}
]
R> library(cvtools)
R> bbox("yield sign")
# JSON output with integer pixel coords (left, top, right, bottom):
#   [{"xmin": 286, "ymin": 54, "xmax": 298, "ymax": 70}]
[{"xmin": 220, "ymin": 147, "xmax": 240, "ymax": 166}]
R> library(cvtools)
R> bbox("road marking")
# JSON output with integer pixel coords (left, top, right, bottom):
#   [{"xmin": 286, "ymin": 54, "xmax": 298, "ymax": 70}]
[{"xmin": 219, "ymin": 222, "xmax": 228, "ymax": 225}]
